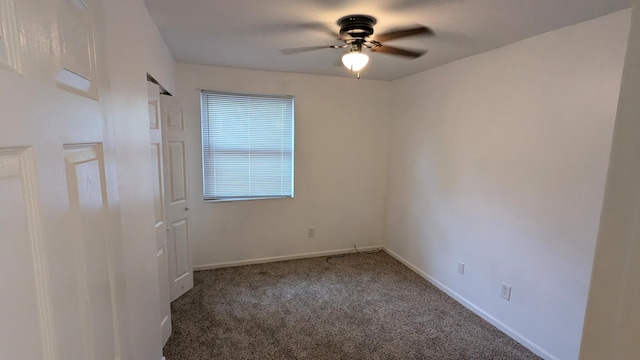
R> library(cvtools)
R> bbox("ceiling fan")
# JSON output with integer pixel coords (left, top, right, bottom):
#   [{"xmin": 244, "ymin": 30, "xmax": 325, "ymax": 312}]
[{"xmin": 281, "ymin": 15, "xmax": 434, "ymax": 77}]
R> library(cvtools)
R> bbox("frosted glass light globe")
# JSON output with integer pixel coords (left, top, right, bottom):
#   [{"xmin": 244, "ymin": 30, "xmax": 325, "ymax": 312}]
[{"xmin": 342, "ymin": 52, "xmax": 369, "ymax": 72}]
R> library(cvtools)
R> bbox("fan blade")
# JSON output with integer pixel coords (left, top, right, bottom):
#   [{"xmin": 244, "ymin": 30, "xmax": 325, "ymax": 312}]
[
  {"xmin": 279, "ymin": 45, "xmax": 340, "ymax": 55},
  {"xmin": 374, "ymin": 26, "xmax": 434, "ymax": 42},
  {"xmin": 370, "ymin": 45, "xmax": 425, "ymax": 58},
  {"xmin": 388, "ymin": 0, "xmax": 460, "ymax": 11},
  {"xmin": 299, "ymin": 22, "xmax": 342, "ymax": 40}
]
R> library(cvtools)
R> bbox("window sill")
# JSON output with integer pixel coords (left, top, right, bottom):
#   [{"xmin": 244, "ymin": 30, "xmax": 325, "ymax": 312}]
[{"xmin": 204, "ymin": 196, "xmax": 293, "ymax": 203}]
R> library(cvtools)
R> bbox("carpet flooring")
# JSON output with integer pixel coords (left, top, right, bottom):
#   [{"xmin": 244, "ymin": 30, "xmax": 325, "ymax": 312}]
[{"xmin": 164, "ymin": 250, "xmax": 541, "ymax": 360}]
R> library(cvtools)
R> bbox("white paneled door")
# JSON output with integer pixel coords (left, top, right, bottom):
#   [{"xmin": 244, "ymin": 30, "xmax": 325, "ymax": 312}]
[
  {"xmin": 161, "ymin": 94, "xmax": 194, "ymax": 301},
  {"xmin": 148, "ymin": 82, "xmax": 172, "ymax": 345},
  {"xmin": 0, "ymin": 0, "xmax": 122, "ymax": 359}
]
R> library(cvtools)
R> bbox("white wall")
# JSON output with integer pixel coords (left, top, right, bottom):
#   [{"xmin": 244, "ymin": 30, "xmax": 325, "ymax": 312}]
[
  {"xmin": 384, "ymin": 10, "xmax": 630, "ymax": 360},
  {"xmin": 100, "ymin": 1, "xmax": 175, "ymax": 359},
  {"xmin": 175, "ymin": 64, "xmax": 389, "ymax": 267},
  {"xmin": 581, "ymin": 1, "xmax": 640, "ymax": 359}
]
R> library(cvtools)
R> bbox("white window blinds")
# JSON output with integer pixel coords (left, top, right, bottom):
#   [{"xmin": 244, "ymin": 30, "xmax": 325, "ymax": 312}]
[{"xmin": 201, "ymin": 90, "xmax": 294, "ymax": 201}]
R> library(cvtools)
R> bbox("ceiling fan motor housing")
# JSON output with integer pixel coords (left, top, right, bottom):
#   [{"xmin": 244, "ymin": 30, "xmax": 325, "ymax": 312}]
[{"xmin": 338, "ymin": 15, "xmax": 376, "ymax": 39}]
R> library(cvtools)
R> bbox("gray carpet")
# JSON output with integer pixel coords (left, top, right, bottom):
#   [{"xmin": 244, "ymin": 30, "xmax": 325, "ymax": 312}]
[{"xmin": 164, "ymin": 250, "xmax": 541, "ymax": 360}]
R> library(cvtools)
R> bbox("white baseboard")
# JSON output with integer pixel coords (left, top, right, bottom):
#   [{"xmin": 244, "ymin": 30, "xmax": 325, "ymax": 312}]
[
  {"xmin": 383, "ymin": 247, "xmax": 558, "ymax": 360},
  {"xmin": 193, "ymin": 245, "xmax": 383, "ymax": 271}
]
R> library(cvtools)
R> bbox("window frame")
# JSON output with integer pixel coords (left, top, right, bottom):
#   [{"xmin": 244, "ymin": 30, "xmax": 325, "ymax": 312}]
[{"xmin": 200, "ymin": 89, "xmax": 295, "ymax": 202}]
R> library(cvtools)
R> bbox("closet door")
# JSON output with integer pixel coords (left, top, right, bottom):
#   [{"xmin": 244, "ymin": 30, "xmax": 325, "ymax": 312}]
[{"xmin": 161, "ymin": 94, "xmax": 194, "ymax": 302}]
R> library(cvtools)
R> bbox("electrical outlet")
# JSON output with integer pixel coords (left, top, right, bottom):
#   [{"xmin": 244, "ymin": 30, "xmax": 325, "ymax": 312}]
[
  {"xmin": 458, "ymin": 262, "xmax": 465, "ymax": 275},
  {"xmin": 501, "ymin": 283, "xmax": 511, "ymax": 301},
  {"xmin": 307, "ymin": 227, "xmax": 315, "ymax": 238}
]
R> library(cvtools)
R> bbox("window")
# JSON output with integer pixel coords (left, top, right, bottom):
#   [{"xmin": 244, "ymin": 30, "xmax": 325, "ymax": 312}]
[{"xmin": 201, "ymin": 90, "xmax": 294, "ymax": 201}]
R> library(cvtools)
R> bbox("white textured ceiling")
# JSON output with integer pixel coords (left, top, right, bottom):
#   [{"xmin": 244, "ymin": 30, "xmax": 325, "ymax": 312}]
[{"xmin": 144, "ymin": 0, "xmax": 631, "ymax": 81}]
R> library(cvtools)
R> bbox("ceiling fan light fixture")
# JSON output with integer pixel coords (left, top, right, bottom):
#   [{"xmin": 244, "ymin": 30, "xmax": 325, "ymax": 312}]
[{"xmin": 342, "ymin": 51, "xmax": 369, "ymax": 72}]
